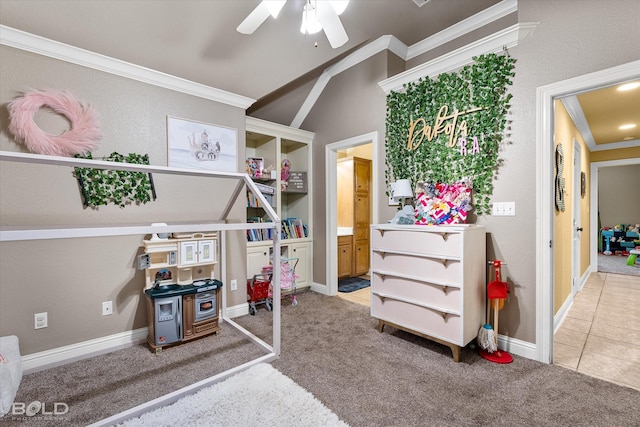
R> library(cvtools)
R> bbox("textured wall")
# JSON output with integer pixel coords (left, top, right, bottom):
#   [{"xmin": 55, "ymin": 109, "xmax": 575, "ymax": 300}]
[
  {"xmin": 300, "ymin": 0, "xmax": 640, "ymax": 345},
  {"xmin": 599, "ymin": 165, "xmax": 640, "ymax": 227},
  {"xmin": 0, "ymin": 45, "xmax": 248, "ymax": 354}
]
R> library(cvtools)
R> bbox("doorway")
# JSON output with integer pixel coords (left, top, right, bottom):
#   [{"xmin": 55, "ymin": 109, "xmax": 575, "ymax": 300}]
[
  {"xmin": 536, "ymin": 60, "xmax": 640, "ymax": 364},
  {"xmin": 325, "ymin": 132, "xmax": 380, "ymax": 296}
]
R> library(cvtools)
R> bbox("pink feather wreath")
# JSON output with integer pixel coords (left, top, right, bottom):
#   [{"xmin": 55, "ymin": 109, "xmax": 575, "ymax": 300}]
[{"xmin": 8, "ymin": 89, "xmax": 102, "ymax": 157}]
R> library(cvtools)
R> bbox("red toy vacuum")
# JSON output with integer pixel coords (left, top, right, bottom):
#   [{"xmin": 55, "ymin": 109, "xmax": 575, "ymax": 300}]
[{"xmin": 478, "ymin": 260, "xmax": 513, "ymax": 364}]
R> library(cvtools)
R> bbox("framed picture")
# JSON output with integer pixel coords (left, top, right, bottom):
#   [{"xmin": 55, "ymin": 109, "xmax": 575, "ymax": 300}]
[
  {"xmin": 167, "ymin": 116, "xmax": 237, "ymax": 172},
  {"xmin": 581, "ymin": 171, "xmax": 586, "ymax": 197}
]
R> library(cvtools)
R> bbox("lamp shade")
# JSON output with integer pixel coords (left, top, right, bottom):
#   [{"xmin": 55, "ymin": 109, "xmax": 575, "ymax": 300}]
[
  {"xmin": 392, "ymin": 179, "xmax": 413, "ymax": 201},
  {"xmin": 300, "ymin": 2, "xmax": 322, "ymax": 34}
]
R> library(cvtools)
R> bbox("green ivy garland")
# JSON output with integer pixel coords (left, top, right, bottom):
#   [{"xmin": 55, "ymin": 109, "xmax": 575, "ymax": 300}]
[
  {"xmin": 385, "ymin": 53, "xmax": 515, "ymax": 215},
  {"xmin": 74, "ymin": 152, "xmax": 156, "ymax": 208}
]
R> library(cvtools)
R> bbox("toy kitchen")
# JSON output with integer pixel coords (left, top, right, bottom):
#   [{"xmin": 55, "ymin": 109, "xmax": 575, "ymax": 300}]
[{"xmin": 138, "ymin": 231, "xmax": 223, "ymax": 353}]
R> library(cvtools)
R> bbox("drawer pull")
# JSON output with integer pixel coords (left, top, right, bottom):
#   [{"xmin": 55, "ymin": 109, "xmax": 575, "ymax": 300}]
[
  {"xmin": 441, "ymin": 259, "xmax": 449, "ymax": 267},
  {"xmin": 440, "ymin": 232, "xmax": 449, "ymax": 240},
  {"xmin": 442, "ymin": 286, "xmax": 448, "ymax": 295}
]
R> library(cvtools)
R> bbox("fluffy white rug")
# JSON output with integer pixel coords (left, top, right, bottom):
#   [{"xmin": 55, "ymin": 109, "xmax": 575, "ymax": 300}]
[{"xmin": 119, "ymin": 363, "xmax": 347, "ymax": 426}]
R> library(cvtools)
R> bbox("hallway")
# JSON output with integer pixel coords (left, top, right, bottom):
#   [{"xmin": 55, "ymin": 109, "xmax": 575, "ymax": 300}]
[{"xmin": 554, "ymin": 272, "xmax": 640, "ymax": 391}]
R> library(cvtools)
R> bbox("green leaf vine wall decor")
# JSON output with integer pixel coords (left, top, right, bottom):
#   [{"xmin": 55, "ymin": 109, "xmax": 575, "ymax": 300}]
[
  {"xmin": 74, "ymin": 152, "xmax": 156, "ymax": 208},
  {"xmin": 385, "ymin": 53, "xmax": 516, "ymax": 215}
]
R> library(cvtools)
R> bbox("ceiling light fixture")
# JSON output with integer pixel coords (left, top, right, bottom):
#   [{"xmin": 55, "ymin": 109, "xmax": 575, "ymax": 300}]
[
  {"xmin": 618, "ymin": 123, "xmax": 637, "ymax": 130},
  {"xmin": 299, "ymin": 0, "xmax": 349, "ymax": 48},
  {"xmin": 300, "ymin": 1, "xmax": 322, "ymax": 35},
  {"xmin": 238, "ymin": 0, "xmax": 349, "ymax": 49},
  {"xmin": 617, "ymin": 81, "xmax": 640, "ymax": 91}
]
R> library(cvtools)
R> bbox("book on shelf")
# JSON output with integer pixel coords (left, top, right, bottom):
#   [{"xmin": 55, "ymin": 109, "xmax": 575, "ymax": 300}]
[
  {"xmin": 246, "ymin": 217, "xmax": 274, "ymax": 242},
  {"xmin": 247, "ymin": 191, "xmax": 275, "ymax": 208},
  {"xmin": 281, "ymin": 218, "xmax": 307, "ymax": 239}
]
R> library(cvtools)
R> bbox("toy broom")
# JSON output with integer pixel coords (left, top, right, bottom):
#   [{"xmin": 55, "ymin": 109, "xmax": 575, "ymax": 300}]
[{"xmin": 479, "ymin": 260, "xmax": 513, "ymax": 364}]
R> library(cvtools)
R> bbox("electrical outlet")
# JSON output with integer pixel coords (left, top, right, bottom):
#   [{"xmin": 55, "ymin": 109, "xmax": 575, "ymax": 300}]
[
  {"xmin": 492, "ymin": 202, "xmax": 516, "ymax": 216},
  {"xmin": 34, "ymin": 312, "xmax": 48, "ymax": 329},
  {"xmin": 230, "ymin": 279, "xmax": 238, "ymax": 291},
  {"xmin": 504, "ymin": 201, "xmax": 516, "ymax": 216},
  {"xmin": 102, "ymin": 301, "xmax": 113, "ymax": 316}
]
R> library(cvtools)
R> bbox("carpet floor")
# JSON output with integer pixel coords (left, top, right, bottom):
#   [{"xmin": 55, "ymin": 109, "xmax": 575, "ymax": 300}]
[
  {"xmin": 598, "ymin": 253, "xmax": 640, "ymax": 276},
  {"xmin": 5, "ymin": 291, "xmax": 639, "ymax": 426}
]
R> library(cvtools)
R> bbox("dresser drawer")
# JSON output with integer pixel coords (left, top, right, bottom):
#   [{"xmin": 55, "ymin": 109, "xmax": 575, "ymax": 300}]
[
  {"xmin": 371, "ymin": 273, "xmax": 461, "ymax": 312},
  {"xmin": 371, "ymin": 228, "xmax": 461, "ymax": 257},
  {"xmin": 371, "ymin": 251, "xmax": 462, "ymax": 284},
  {"xmin": 371, "ymin": 295, "xmax": 462, "ymax": 344}
]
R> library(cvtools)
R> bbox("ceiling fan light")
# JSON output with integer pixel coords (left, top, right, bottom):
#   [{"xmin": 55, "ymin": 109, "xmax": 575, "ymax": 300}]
[
  {"xmin": 329, "ymin": 0, "xmax": 349, "ymax": 15},
  {"xmin": 264, "ymin": 0, "xmax": 286, "ymax": 18},
  {"xmin": 301, "ymin": 3, "xmax": 323, "ymax": 35}
]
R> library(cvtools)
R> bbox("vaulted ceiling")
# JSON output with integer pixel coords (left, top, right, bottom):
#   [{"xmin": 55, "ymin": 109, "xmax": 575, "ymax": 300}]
[{"xmin": 1, "ymin": 0, "xmax": 637, "ymax": 150}]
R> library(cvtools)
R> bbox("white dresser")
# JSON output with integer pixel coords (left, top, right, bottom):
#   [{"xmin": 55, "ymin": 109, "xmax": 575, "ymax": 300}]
[{"xmin": 370, "ymin": 224, "xmax": 486, "ymax": 362}]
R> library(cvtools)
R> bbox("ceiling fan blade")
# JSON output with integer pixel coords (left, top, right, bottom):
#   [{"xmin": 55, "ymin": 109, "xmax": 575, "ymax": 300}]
[
  {"xmin": 237, "ymin": 1, "xmax": 271, "ymax": 34},
  {"xmin": 316, "ymin": 2, "xmax": 348, "ymax": 48}
]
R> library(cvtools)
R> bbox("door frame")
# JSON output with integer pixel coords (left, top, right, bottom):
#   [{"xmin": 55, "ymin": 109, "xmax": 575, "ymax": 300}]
[
  {"xmin": 325, "ymin": 132, "xmax": 379, "ymax": 296},
  {"xmin": 572, "ymin": 139, "xmax": 582, "ymax": 296},
  {"xmin": 536, "ymin": 60, "xmax": 640, "ymax": 363}
]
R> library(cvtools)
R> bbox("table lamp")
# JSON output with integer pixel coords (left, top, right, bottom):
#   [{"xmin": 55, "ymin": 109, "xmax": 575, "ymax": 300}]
[{"xmin": 392, "ymin": 179, "xmax": 414, "ymax": 208}]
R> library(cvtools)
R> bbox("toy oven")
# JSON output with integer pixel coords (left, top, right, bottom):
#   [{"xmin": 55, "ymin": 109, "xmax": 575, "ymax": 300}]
[{"xmin": 194, "ymin": 291, "xmax": 217, "ymax": 322}]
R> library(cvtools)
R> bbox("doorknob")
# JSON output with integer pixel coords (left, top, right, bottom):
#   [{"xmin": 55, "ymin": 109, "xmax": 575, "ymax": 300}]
[{"xmin": 576, "ymin": 227, "xmax": 583, "ymax": 232}]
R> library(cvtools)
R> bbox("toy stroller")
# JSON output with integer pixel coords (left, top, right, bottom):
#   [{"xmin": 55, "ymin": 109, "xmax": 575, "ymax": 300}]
[
  {"xmin": 268, "ymin": 257, "xmax": 299, "ymax": 307},
  {"xmin": 247, "ymin": 257, "xmax": 299, "ymax": 315}
]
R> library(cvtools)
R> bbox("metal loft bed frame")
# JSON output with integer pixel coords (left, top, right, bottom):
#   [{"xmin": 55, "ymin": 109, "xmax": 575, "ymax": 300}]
[{"xmin": 0, "ymin": 150, "xmax": 282, "ymax": 425}]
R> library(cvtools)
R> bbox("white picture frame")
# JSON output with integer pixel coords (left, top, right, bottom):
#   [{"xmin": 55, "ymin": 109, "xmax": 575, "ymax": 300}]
[{"xmin": 167, "ymin": 116, "xmax": 237, "ymax": 172}]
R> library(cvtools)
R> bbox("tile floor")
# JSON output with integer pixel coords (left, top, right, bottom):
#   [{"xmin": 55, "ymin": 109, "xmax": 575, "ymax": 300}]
[
  {"xmin": 338, "ymin": 272, "xmax": 640, "ymax": 392},
  {"xmin": 554, "ymin": 272, "xmax": 640, "ymax": 391}
]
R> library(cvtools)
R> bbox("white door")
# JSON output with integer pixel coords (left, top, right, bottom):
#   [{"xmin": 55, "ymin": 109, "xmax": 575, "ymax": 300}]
[{"xmin": 572, "ymin": 140, "xmax": 582, "ymax": 295}]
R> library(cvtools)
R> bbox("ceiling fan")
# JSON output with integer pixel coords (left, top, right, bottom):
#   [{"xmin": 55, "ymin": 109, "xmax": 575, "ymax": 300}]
[{"xmin": 237, "ymin": 0, "xmax": 349, "ymax": 49}]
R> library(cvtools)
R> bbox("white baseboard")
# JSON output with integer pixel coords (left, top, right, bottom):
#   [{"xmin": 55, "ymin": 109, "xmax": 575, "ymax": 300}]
[
  {"xmin": 20, "ymin": 295, "xmax": 539, "ymax": 375},
  {"xmin": 498, "ymin": 334, "xmax": 537, "ymax": 360},
  {"xmin": 22, "ymin": 327, "xmax": 148, "ymax": 374},
  {"xmin": 225, "ymin": 302, "xmax": 249, "ymax": 319}
]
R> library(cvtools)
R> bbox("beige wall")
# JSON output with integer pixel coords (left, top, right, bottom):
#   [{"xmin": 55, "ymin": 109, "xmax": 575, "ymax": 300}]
[
  {"xmin": 2, "ymin": 0, "xmax": 640, "ymax": 356},
  {"xmin": 300, "ymin": 0, "xmax": 640, "ymax": 344},
  {"xmin": 599, "ymin": 165, "xmax": 640, "ymax": 227},
  {"xmin": 0, "ymin": 46, "xmax": 249, "ymax": 354}
]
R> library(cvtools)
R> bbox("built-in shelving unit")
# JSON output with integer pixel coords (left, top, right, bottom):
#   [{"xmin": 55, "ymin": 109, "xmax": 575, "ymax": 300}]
[{"xmin": 245, "ymin": 117, "xmax": 313, "ymax": 289}]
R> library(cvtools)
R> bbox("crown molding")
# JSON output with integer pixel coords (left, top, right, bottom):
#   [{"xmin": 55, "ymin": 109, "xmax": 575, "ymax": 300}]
[
  {"xmin": 290, "ymin": 34, "xmax": 404, "ymax": 128},
  {"xmin": 407, "ymin": 0, "xmax": 517, "ymax": 60},
  {"xmin": 0, "ymin": 25, "xmax": 255, "ymax": 109},
  {"xmin": 560, "ymin": 96, "xmax": 597, "ymax": 151},
  {"xmin": 379, "ymin": 22, "xmax": 538, "ymax": 94},
  {"xmin": 291, "ymin": 0, "xmax": 526, "ymax": 128}
]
